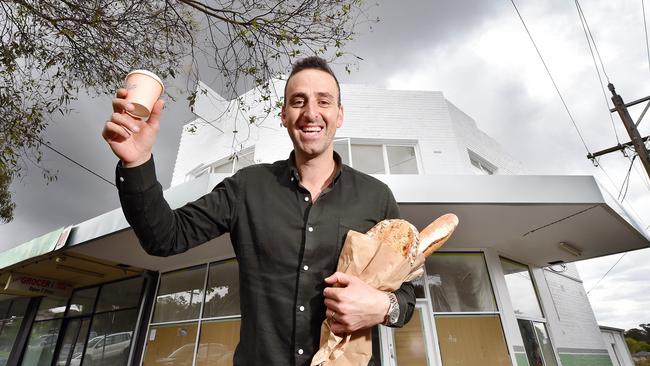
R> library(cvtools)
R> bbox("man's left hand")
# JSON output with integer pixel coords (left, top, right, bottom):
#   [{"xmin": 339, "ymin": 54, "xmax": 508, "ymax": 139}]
[{"xmin": 323, "ymin": 272, "xmax": 390, "ymax": 334}]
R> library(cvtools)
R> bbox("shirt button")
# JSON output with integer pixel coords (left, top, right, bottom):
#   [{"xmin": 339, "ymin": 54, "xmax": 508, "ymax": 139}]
[
  {"xmin": 303, "ymin": 265, "xmax": 309, "ymax": 271},
  {"xmin": 299, "ymin": 306, "xmax": 305, "ymax": 312},
  {"xmin": 291, "ymin": 177, "xmax": 294, "ymax": 182},
  {"xmin": 304, "ymin": 196, "xmax": 309, "ymax": 202},
  {"xmin": 119, "ymin": 176, "xmax": 124, "ymax": 182},
  {"xmin": 297, "ymin": 349, "xmax": 304, "ymax": 355},
  {"xmin": 308, "ymin": 226, "xmax": 314, "ymax": 232}
]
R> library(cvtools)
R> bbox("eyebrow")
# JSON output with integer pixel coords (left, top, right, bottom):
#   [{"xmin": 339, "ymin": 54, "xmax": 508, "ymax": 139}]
[{"xmin": 288, "ymin": 91, "xmax": 336, "ymax": 101}]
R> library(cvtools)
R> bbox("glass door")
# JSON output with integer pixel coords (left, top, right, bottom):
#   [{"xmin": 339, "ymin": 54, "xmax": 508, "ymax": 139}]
[
  {"xmin": 384, "ymin": 303, "xmax": 436, "ymax": 366},
  {"xmin": 53, "ymin": 316, "xmax": 91, "ymax": 366}
]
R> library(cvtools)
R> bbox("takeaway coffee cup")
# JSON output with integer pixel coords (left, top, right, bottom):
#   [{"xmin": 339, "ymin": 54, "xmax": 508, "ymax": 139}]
[{"xmin": 124, "ymin": 70, "xmax": 164, "ymax": 119}]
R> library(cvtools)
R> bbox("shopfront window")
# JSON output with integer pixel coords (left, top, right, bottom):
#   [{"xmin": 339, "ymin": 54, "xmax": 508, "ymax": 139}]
[
  {"xmin": 500, "ymin": 257, "xmax": 543, "ymax": 318},
  {"xmin": 436, "ymin": 314, "xmax": 510, "ymax": 365},
  {"xmin": 152, "ymin": 266, "xmax": 205, "ymax": 323},
  {"xmin": 21, "ymin": 318, "xmax": 62, "ymax": 366},
  {"xmin": 425, "ymin": 253, "xmax": 497, "ymax": 312},
  {"xmin": 0, "ymin": 298, "xmax": 29, "ymax": 365},
  {"xmin": 393, "ymin": 307, "xmax": 429, "ymax": 365},
  {"xmin": 24, "ymin": 276, "xmax": 145, "ymax": 366},
  {"xmin": 67, "ymin": 287, "xmax": 98, "ymax": 317},
  {"xmin": 424, "ymin": 253, "xmax": 509, "ymax": 366},
  {"xmin": 143, "ymin": 259, "xmax": 240, "ymax": 366},
  {"xmin": 500, "ymin": 257, "xmax": 557, "ymax": 366},
  {"xmin": 95, "ymin": 277, "xmax": 143, "ymax": 312},
  {"xmin": 83, "ymin": 310, "xmax": 138, "ymax": 366}
]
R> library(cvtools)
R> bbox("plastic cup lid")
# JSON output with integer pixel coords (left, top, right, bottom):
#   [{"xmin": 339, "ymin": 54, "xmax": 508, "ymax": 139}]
[{"xmin": 125, "ymin": 70, "xmax": 165, "ymax": 94}]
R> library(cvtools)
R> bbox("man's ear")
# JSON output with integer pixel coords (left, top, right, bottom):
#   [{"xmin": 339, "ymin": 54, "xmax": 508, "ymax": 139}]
[
  {"xmin": 336, "ymin": 104, "xmax": 344, "ymax": 128},
  {"xmin": 280, "ymin": 106, "xmax": 287, "ymax": 127}
]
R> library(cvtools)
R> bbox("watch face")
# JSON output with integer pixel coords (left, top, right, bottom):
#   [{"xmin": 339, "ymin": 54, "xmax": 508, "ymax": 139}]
[{"xmin": 389, "ymin": 307, "xmax": 399, "ymax": 323}]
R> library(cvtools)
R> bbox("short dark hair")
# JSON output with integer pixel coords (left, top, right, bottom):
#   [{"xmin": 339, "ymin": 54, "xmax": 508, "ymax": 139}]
[{"xmin": 283, "ymin": 56, "xmax": 341, "ymax": 105}]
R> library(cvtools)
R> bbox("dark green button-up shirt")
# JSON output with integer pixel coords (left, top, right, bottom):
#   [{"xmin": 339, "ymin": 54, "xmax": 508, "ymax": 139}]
[{"xmin": 116, "ymin": 152, "xmax": 415, "ymax": 366}]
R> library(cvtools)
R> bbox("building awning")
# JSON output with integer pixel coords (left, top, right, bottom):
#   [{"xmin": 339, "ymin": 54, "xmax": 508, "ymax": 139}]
[
  {"xmin": 0, "ymin": 228, "xmax": 144, "ymax": 297},
  {"xmin": 4, "ymin": 173, "xmax": 648, "ymax": 275},
  {"xmin": 383, "ymin": 174, "xmax": 649, "ymax": 266}
]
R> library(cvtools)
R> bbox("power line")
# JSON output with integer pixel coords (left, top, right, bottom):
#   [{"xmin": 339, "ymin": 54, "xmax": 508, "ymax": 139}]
[
  {"xmin": 618, "ymin": 154, "xmax": 637, "ymax": 201},
  {"xmin": 575, "ymin": 0, "xmax": 611, "ymax": 82},
  {"xmin": 586, "ymin": 253, "xmax": 626, "ymax": 294},
  {"xmin": 509, "ymin": 0, "xmax": 592, "ymax": 155},
  {"xmin": 35, "ymin": 138, "xmax": 116, "ymax": 187},
  {"xmin": 642, "ymin": 0, "xmax": 650, "ymax": 70},
  {"xmin": 574, "ymin": 0, "xmax": 621, "ymax": 143}
]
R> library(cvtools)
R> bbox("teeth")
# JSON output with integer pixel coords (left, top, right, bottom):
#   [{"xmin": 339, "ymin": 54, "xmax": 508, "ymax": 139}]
[{"xmin": 302, "ymin": 126, "xmax": 322, "ymax": 132}]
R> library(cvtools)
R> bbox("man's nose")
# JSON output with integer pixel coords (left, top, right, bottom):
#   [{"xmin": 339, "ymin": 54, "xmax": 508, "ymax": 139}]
[{"xmin": 303, "ymin": 99, "xmax": 319, "ymax": 121}]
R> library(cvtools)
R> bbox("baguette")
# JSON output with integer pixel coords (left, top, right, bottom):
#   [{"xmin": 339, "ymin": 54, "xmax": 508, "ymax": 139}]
[
  {"xmin": 418, "ymin": 214, "xmax": 459, "ymax": 257},
  {"xmin": 366, "ymin": 219, "xmax": 418, "ymax": 259}
]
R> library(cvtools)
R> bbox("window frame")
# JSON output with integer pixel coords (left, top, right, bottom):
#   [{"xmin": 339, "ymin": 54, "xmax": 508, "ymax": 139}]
[
  {"xmin": 334, "ymin": 138, "xmax": 421, "ymax": 175},
  {"xmin": 468, "ymin": 149, "xmax": 497, "ymax": 175},
  {"xmin": 500, "ymin": 256, "xmax": 560, "ymax": 366},
  {"xmin": 186, "ymin": 146, "xmax": 256, "ymax": 181},
  {"xmin": 141, "ymin": 259, "xmax": 241, "ymax": 366}
]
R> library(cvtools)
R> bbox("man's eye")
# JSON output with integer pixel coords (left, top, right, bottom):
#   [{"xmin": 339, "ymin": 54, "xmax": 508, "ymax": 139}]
[
  {"xmin": 319, "ymin": 100, "xmax": 331, "ymax": 106},
  {"xmin": 292, "ymin": 100, "xmax": 305, "ymax": 107}
]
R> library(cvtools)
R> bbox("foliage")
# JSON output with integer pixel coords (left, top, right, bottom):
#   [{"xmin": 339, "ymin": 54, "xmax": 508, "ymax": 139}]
[
  {"xmin": 627, "ymin": 324, "xmax": 650, "ymax": 344},
  {"xmin": 0, "ymin": 0, "xmax": 374, "ymax": 223},
  {"xmin": 627, "ymin": 337, "xmax": 650, "ymax": 354}
]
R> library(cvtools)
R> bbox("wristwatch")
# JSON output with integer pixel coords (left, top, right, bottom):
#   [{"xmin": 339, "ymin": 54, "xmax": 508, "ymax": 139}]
[{"xmin": 383, "ymin": 292, "xmax": 400, "ymax": 326}]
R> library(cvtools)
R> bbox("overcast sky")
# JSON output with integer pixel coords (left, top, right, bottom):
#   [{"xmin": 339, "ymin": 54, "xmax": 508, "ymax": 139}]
[{"xmin": 1, "ymin": 0, "xmax": 649, "ymax": 331}]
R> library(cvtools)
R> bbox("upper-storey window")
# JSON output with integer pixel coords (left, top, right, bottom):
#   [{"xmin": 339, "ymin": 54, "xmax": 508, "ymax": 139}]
[
  {"xmin": 334, "ymin": 138, "xmax": 420, "ymax": 175},
  {"xmin": 468, "ymin": 149, "xmax": 497, "ymax": 175},
  {"xmin": 187, "ymin": 147, "xmax": 255, "ymax": 180}
]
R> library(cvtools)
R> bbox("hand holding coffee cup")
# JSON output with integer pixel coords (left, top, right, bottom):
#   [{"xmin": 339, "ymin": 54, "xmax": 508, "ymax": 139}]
[
  {"xmin": 124, "ymin": 70, "xmax": 164, "ymax": 119},
  {"xmin": 102, "ymin": 70, "xmax": 165, "ymax": 168}
]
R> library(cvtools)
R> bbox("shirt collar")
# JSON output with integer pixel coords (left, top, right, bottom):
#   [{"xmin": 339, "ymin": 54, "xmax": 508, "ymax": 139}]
[{"xmin": 288, "ymin": 151, "xmax": 343, "ymax": 187}]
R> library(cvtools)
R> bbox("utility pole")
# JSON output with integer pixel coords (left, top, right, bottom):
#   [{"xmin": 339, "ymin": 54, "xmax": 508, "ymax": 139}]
[{"xmin": 587, "ymin": 83, "xmax": 650, "ymax": 181}]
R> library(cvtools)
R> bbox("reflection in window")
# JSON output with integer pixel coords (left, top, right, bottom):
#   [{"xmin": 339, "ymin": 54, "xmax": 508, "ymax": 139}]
[
  {"xmin": 145, "ymin": 260, "xmax": 241, "ymax": 366},
  {"xmin": 425, "ymin": 253, "xmax": 497, "ymax": 312},
  {"xmin": 67, "ymin": 287, "xmax": 98, "ymax": 316},
  {"xmin": 204, "ymin": 260, "xmax": 240, "ymax": 318},
  {"xmin": 20, "ymin": 319, "xmax": 62, "ymax": 366},
  {"xmin": 83, "ymin": 309, "xmax": 137, "ymax": 366},
  {"xmin": 0, "ymin": 298, "xmax": 29, "ymax": 364},
  {"xmin": 96, "ymin": 277, "xmax": 143, "ymax": 313},
  {"xmin": 142, "ymin": 323, "xmax": 199, "ymax": 366},
  {"xmin": 153, "ymin": 266, "xmax": 206, "ymax": 323},
  {"xmin": 196, "ymin": 320, "xmax": 240, "ymax": 366},
  {"xmin": 55, "ymin": 317, "xmax": 91, "ymax": 366},
  {"xmin": 35, "ymin": 297, "xmax": 68, "ymax": 321},
  {"xmin": 518, "ymin": 319, "xmax": 558, "ymax": 366},
  {"xmin": 500, "ymin": 258, "xmax": 543, "ymax": 318}
]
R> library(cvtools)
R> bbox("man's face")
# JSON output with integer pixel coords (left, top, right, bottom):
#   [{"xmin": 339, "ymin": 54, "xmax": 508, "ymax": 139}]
[{"xmin": 282, "ymin": 69, "xmax": 343, "ymax": 160}]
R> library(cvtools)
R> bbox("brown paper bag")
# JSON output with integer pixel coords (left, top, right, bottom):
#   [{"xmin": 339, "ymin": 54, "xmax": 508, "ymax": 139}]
[{"xmin": 311, "ymin": 230, "xmax": 424, "ymax": 365}]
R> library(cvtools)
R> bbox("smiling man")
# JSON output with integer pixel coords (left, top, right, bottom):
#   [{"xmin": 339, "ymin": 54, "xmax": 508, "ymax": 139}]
[{"xmin": 102, "ymin": 56, "xmax": 415, "ymax": 365}]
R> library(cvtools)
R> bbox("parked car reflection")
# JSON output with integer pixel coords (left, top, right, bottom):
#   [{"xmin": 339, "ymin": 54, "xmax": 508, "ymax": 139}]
[
  {"xmin": 83, "ymin": 331, "xmax": 132, "ymax": 366},
  {"xmin": 155, "ymin": 343, "xmax": 233, "ymax": 366}
]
